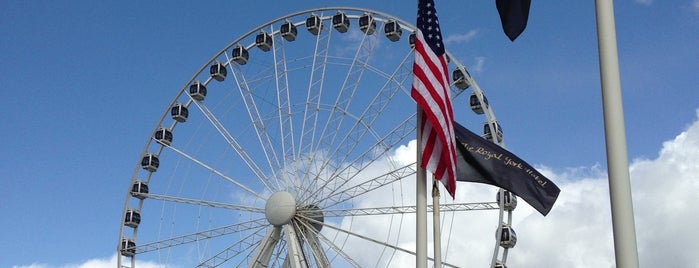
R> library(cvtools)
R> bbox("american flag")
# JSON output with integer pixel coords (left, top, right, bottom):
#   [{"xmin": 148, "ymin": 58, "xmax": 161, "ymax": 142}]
[{"xmin": 411, "ymin": 0, "xmax": 457, "ymax": 198}]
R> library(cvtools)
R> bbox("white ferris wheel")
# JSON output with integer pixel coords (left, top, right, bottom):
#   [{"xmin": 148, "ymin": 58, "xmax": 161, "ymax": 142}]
[{"xmin": 118, "ymin": 7, "xmax": 518, "ymax": 268}]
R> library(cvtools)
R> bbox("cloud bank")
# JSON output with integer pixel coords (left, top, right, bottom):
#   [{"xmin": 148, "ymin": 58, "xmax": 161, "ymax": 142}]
[{"xmin": 445, "ymin": 30, "xmax": 479, "ymax": 45}]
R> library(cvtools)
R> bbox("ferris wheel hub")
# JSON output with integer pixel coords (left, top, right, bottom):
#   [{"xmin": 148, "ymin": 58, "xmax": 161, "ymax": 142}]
[{"xmin": 265, "ymin": 191, "xmax": 296, "ymax": 226}]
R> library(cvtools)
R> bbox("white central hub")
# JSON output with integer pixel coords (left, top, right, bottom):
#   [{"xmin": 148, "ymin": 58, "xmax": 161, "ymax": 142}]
[{"xmin": 265, "ymin": 191, "xmax": 296, "ymax": 226}]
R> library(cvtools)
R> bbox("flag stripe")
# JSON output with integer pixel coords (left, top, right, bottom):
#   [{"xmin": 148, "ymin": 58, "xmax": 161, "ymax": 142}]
[{"xmin": 411, "ymin": 0, "xmax": 457, "ymax": 197}]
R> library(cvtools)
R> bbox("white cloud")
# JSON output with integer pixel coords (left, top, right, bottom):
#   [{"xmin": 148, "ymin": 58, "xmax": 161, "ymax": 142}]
[
  {"xmin": 510, "ymin": 109, "xmax": 699, "ymax": 267},
  {"xmin": 334, "ymin": 27, "xmax": 381, "ymax": 57},
  {"xmin": 472, "ymin": 56, "xmax": 486, "ymax": 73},
  {"xmin": 12, "ymin": 264, "xmax": 49, "ymax": 268},
  {"xmin": 445, "ymin": 30, "xmax": 479, "ymax": 45},
  {"xmin": 635, "ymin": 0, "xmax": 653, "ymax": 5},
  {"xmin": 12, "ymin": 254, "xmax": 171, "ymax": 268},
  {"xmin": 694, "ymin": 0, "xmax": 699, "ymax": 11}
]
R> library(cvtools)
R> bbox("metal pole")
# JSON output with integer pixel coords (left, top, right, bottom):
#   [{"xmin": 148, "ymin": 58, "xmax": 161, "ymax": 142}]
[
  {"xmin": 432, "ymin": 181, "xmax": 442, "ymax": 268},
  {"xmin": 593, "ymin": 0, "xmax": 640, "ymax": 267},
  {"xmin": 417, "ymin": 109, "xmax": 428, "ymax": 268}
]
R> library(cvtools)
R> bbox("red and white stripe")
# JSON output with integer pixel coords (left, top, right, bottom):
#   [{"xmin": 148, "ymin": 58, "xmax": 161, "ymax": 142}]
[{"xmin": 411, "ymin": 30, "xmax": 457, "ymax": 198}]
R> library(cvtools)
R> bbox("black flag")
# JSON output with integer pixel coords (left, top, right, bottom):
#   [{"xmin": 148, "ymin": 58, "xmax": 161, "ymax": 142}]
[
  {"xmin": 453, "ymin": 121, "xmax": 559, "ymax": 215},
  {"xmin": 496, "ymin": 0, "xmax": 531, "ymax": 41}
]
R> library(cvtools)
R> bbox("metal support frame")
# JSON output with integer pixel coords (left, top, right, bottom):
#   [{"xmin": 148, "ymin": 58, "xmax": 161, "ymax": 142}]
[{"xmin": 248, "ymin": 226, "xmax": 282, "ymax": 268}]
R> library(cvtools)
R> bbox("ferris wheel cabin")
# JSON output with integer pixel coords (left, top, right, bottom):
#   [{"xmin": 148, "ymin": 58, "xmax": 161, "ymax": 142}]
[
  {"xmin": 281, "ymin": 20, "xmax": 297, "ymax": 41},
  {"xmin": 232, "ymin": 45, "xmax": 249, "ymax": 65},
  {"xmin": 483, "ymin": 122, "xmax": 503, "ymax": 143},
  {"xmin": 209, "ymin": 62, "xmax": 227, "ymax": 82},
  {"xmin": 189, "ymin": 81, "xmax": 207, "ymax": 101},
  {"xmin": 332, "ymin": 11, "xmax": 350, "ymax": 33},
  {"xmin": 130, "ymin": 181, "xmax": 149, "ymax": 199},
  {"xmin": 154, "ymin": 127, "xmax": 173, "ymax": 146},
  {"xmin": 496, "ymin": 190, "xmax": 518, "ymax": 211},
  {"xmin": 120, "ymin": 238, "xmax": 136, "ymax": 257},
  {"xmin": 409, "ymin": 31, "xmax": 416, "ymax": 48},
  {"xmin": 469, "ymin": 92, "xmax": 489, "ymax": 115},
  {"xmin": 452, "ymin": 67, "xmax": 471, "ymax": 90},
  {"xmin": 306, "ymin": 14, "xmax": 322, "ymax": 35},
  {"xmin": 255, "ymin": 31, "xmax": 273, "ymax": 52},
  {"xmin": 384, "ymin": 19, "xmax": 402, "ymax": 42},
  {"xmin": 141, "ymin": 153, "xmax": 159, "ymax": 172},
  {"xmin": 359, "ymin": 13, "xmax": 376, "ymax": 35},
  {"xmin": 498, "ymin": 224, "xmax": 517, "ymax": 248},
  {"xmin": 495, "ymin": 262, "xmax": 508, "ymax": 268},
  {"xmin": 124, "ymin": 209, "xmax": 141, "ymax": 228},
  {"xmin": 171, "ymin": 103, "xmax": 189, "ymax": 122}
]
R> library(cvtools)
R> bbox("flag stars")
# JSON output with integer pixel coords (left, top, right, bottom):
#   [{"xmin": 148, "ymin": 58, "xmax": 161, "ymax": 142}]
[{"xmin": 417, "ymin": 0, "xmax": 445, "ymax": 55}]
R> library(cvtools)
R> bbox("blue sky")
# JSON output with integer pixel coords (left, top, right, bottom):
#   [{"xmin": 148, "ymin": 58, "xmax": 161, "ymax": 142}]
[{"xmin": 2, "ymin": 1, "xmax": 698, "ymax": 267}]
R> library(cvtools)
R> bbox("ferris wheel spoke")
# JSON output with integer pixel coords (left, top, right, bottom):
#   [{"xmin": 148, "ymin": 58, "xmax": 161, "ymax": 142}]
[
  {"xmin": 290, "ymin": 220, "xmax": 330, "ymax": 267},
  {"xmin": 135, "ymin": 218, "xmax": 268, "ymax": 254},
  {"xmin": 189, "ymin": 100, "xmax": 275, "ymax": 194},
  {"xmin": 299, "ymin": 113, "xmax": 416, "ymax": 205},
  {"xmin": 314, "ymin": 228, "xmax": 362, "ymax": 267},
  {"xmin": 162, "ymin": 144, "xmax": 265, "ymax": 200},
  {"xmin": 195, "ymin": 225, "xmax": 269, "ymax": 267},
  {"xmin": 293, "ymin": 218, "xmax": 360, "ymax": 267},
  {"xmin": 296, "ymin": 14, "xmax": 331, "ymax": 158},
  {"xmin": 317, "ymin": 162, "xmax": 416, "ymax": 208},
  {"xmin": 298, "ymin": 42, "xmax": 409, "ymax": 204},
  {"xmin": 146, "ymin": 193, "xmax": 264, "ymax": 214},
  {"xmin": 307, "ymin": 52, "xmax": 415, "ymax": 203},
  {"xmin": 295, "ymin": 17, "xmax": 334, "ymax": 201},
  {"xmin": 270, "ymin": 25, "xmax": 300, "ymax": 192},
  {"xmin": 296, "ymin": 214, "xmax": 459, "ymax": 268},
  {"xmin": 321, "ymin": 202, "xmax": 499, "ymax": 218},
  {"xmin": 224, "ymin": 53, "xmax": 284, "ymax": 192},
  {"xmin": 312, "ymin": 29, "xmax": 379, "ymax": 157}
]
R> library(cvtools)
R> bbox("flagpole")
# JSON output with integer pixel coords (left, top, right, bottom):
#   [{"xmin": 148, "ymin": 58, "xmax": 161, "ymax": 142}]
[
  {"xmin": 432, "ymin": 180, "xmax": 442, "ymax": 268},
  {"xmin": 416, "ymin": 109, "xmax": 428, "ymax": 268},
  {"xmin": 594, "ymin": 0, "xmax": 640, "ymax": 267}
]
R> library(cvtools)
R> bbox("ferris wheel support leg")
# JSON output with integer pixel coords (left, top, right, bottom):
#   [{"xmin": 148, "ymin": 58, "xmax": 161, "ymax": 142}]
[
  {"xmin": 305, "ymin": 231, "xmax": 331, "ymax": 267},
  {"xmin": 248, "ymin": 226, "xmax": 282, "ymax": 268},
  {"xmin": 283, "ymin": 224, "xmax": 309, "ymax": 268}
]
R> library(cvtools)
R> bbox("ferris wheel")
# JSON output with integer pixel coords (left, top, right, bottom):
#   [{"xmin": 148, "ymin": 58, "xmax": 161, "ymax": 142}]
[{"xmin": 117, "ymin": 7, "xmax": 518, "ymax": 268}]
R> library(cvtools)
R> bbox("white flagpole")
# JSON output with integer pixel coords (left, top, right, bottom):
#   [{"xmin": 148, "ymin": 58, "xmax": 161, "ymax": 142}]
[
  {"xmin": 416, "ymin": 109, "xmax": 428, "ymax": 268},
  {"xmin": 594, "ymin": 0, "xmax": 640, "ymax": 267},
  {"xmin": 432, "ymin": 180, "xmax": 442, "ymax": 268}
]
